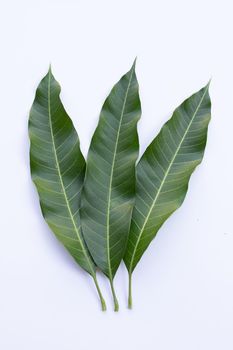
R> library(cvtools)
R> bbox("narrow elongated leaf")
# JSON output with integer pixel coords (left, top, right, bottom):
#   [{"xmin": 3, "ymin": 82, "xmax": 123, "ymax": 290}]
[
  {"xmin": 29, "ymin": 68, "xmax": 106, "ymax": 310},
  {"xmin": 124, "ymin": 84, "xmax": 211, "ymax": 306},
  {"xmin": 81, "ymin": 61, "xmax": 141, "ymax": 309}
]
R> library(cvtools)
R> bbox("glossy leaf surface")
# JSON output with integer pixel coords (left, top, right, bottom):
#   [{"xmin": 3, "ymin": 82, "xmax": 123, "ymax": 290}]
[
  {"xmin": 81, "ymin": 62, "xmax": 141, "ymax": 282},
  {"xmin": 124, "ymin": 84, "xmax": 211, "ymax": 277},
  {"xmin": 29, "ymin": 69, "xmax": 106, "ymax": 310}
]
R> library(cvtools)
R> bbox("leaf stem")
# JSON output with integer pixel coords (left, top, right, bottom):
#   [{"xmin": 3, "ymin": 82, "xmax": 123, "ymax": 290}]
[
  {"xmin": 128, "ymin": 272, "xmax": 133, "ymax": 309},
  {"xmin": 93, "ymin": 276, "xmax": 107, "ymax": 311},
  {"xmin": 110, "ymin": 279, "xmax": 119, "ymax": 311}
]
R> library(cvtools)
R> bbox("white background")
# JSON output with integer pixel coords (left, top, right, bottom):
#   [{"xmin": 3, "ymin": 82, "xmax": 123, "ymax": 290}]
[{"xmin": 0, "ymin": 0, "xmax": 232, "ymax": 349}]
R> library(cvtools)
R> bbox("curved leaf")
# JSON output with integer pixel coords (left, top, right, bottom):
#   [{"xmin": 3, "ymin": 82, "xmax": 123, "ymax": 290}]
[
  {"xmin": 81, "ymin": 61, "xmax": 141, "ymax": 310},
  {"xmin": 29, "ymin": 68, "xmax": 106, "ymax": 310},
  {"xmin": 124, "ymin": 83, "xmax": 211, "ymax": 307}
]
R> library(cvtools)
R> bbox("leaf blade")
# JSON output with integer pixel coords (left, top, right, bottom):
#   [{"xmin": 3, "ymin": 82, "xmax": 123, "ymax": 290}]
[
  {"xmin": 124, "ymin": 83, "xmax": 211, "ymax": 274},
  {"xmin": 81, "ymin": 61, "xmax": 141, "ymax": 281},
  {"xmin": 29, "ymin": 68, "xmax": 96, "ymax": 275}
]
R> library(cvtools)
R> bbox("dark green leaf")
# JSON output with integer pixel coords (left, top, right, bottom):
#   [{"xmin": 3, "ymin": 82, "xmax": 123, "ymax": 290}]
[
  {"xmin": 81, "ymin": 61, "xmax": 141, "ymax": 310},
  {"xmin": 124, "ymin": 83, "xmax": 211, "ymax": 307},
  {"xmin": 29, "ymin": 68, "xmax": 106, "ymax": 310}
]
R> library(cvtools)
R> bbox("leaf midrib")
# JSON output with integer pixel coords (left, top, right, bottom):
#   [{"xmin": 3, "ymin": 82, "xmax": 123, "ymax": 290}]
[
  {"xmin": 129, "ymin": 85, "xmax": 209, "ymax": 272},
  {"xmin": 47, "ymin": 70, "xmax": 95, "ymax": 277},
  {"xmin": 106, "ymin": 67, "xmax": 134, "ymax": 280}
]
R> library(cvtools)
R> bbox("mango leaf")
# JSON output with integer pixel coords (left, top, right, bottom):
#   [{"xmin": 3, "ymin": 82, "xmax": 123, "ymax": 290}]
[
  {"xmin": 124, "ymin": 83, "xmax": 211, "ymax": 308},
  {"xmin": 81, "ymin": 61, "xmax": 141, "ymax": 310},
  {"xmin": 29, "ymin": 68, "xmax": 106, "ymax": 310}
]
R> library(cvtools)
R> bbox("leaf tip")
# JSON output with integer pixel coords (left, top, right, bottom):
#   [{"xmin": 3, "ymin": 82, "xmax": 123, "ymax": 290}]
[
  {"xmin": 206, "ymin": 78, "xmax": 212, "ymax": 90},
  {"xmin": 48, "ymin": 63, "xmax": 52, "ymax": 74},
  {"xmin": 132, "ymin": 57, "xmax": 137, "ymax": 69}
]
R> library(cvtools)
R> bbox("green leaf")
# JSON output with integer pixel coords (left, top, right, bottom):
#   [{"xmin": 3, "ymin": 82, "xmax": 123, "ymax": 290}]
[
  {"xmin": 81, "ymin": 61, "xmax": 141, "ymax": 310},
  {"xmin": 124, "ymin": 83, "xmax": 211, "ymax": 308},
  {"xmin": 29, "ymin": 68, "xmax": 106, "ymax": 310}
]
